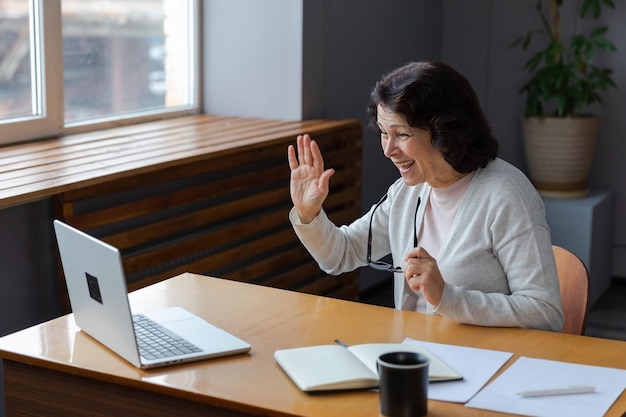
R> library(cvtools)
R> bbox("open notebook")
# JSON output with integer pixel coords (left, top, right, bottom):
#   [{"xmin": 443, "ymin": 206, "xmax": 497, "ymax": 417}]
[{"xmin": 274, "ymin": 342, "xmax": 462, "ymax": 391}]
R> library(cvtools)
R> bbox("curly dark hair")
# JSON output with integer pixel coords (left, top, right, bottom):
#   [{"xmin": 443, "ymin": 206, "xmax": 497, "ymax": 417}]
[{"xmin": 368, "ymin": 61, "xmax": 499, "ymax": 173}]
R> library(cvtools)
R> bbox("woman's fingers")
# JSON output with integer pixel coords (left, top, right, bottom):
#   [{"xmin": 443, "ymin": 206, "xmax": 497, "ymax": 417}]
[{"xmin": 287, "ymin": 144, "xmax": 299, "ymax": 170}]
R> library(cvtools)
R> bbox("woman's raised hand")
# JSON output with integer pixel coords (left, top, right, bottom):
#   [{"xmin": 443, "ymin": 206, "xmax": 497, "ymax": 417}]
[{"xmin": 287, "ymin": 134, "xmax": 335, "ymax": 224}]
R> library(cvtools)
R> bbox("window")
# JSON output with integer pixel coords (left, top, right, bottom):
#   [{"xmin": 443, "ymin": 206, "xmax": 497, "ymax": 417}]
[
  {"xmin": 0, "ymin": 0, "xmax": 35, "ymax": 120},
  {"xmin": 0, "ymin": 0, "xmax": 199, "ymax": 145}
]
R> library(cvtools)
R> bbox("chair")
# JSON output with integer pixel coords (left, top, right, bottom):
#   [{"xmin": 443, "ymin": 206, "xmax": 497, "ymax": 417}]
[{"xmin": 552, "ymin": 245, "xmax": 590, "ymax": 335}]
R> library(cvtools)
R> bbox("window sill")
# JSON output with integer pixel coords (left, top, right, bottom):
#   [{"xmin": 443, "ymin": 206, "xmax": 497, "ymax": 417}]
[{"xmin": 0, "ymin": 114, "xmax": 359, "ymax": 209}]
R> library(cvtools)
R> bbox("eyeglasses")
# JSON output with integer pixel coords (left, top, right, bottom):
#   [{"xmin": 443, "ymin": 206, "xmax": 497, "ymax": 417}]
[{"xmin": 367, "ymin": 193, "xmax": 421, "ymax": 273}]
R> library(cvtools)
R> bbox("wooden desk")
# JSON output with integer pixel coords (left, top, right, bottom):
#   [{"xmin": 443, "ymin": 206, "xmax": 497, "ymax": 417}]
[{"xmin": 1, "ymin": 273, "xmax": 625, "ymax": 417}]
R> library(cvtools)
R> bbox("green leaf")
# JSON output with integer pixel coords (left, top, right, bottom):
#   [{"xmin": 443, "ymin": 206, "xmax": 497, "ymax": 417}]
[
  {"xmin": 581, "ymin": 0, "xmax": 601, "ymax": 18},
  {"xmin": 590, "ymin": 26, "xmax": 608, "ymax": 37},
  {"xmin": 514, "ymin": 0, "xmax": 617, "ymax": 116},
  {"xmin": 592, "ymin": 37, "xmax": 617, "ymax": 52},
  {"xmin": 603, "ymin": 0, "xmax": 615, "ymax": 9}
]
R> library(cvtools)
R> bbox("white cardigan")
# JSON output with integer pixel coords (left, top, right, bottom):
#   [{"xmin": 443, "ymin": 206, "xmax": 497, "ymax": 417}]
[{"xmin": 290, "ymin": 158, "xmax": 564, "ymax": 331}]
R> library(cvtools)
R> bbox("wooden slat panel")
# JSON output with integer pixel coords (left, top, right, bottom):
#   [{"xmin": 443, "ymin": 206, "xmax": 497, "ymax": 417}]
[
  {"xmin": 122, "ymin": 210, "xmax": 293, "ymax": 277},
  {"xmin": 226, "ymin": 246, "xmax": 315, "ymax": 284},
  {"xmin": 261, "ymin": 262, "xmax": 325, "ymax": 289},
  {"xmin": 300, "ymin": 272, "xmax": 361, "ymax": 299},
  {"xmin": 64, "ymin": 150, "xmax": 287, "ymax": 217},
  {"xmin": 49, "ymin": 116, "xmax": 362, "ymax": 311}
]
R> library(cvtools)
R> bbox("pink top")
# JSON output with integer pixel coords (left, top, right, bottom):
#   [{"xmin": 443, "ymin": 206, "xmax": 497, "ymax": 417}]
[
  {"xmin": 419, "ymin": 172, "xmax": 475, "ymax": 258},
  {"xmin": 414, "ymin": 172, "xmax": 474, "ymax": 312}
]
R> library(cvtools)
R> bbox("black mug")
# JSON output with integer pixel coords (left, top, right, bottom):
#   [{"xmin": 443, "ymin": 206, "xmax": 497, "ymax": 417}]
[{"xmin": 377, "ymin": 351, "xmax": 430, "ymax": 417}]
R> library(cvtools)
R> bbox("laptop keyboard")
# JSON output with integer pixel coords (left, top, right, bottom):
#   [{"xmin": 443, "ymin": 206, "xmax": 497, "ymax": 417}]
[{"xmin": 133, "ymin": 314, "xmax": 202, "ymax": 360}]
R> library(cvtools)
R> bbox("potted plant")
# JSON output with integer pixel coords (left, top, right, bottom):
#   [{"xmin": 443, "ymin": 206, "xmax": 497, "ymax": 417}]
[{"xmin": 512, "ymin": 0, "xmax": 617, "ymax": 197}]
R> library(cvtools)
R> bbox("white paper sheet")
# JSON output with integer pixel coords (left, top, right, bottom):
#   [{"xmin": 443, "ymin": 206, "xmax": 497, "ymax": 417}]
[
  {"xmin": 465, "ymin": 356, "xmax": 626, "ymax": 417},
  {"xmin": 403, "ymin": 338, "xmax": 513, "ymax": 403}
]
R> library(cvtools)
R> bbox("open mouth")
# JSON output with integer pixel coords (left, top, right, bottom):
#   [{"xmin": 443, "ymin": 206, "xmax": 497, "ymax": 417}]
[{"xmin": 396, "ymin": 161, "xmax": 414, "ymax": 173}]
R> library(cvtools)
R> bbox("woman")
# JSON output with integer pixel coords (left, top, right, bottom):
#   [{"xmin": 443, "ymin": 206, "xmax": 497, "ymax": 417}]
[{"xmin": 287, "ymin": 61, "xmax": 563, "ymax": 331}]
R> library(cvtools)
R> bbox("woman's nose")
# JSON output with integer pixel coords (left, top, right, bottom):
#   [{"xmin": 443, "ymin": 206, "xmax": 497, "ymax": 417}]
[{"xmin": 382, "ymin": 137, "xmax": 396, "ymax": 157}]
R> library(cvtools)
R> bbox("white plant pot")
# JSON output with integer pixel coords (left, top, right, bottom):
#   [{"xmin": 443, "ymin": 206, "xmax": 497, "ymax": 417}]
[{"xmin": 522, "ymin": 116, "xmax": 598, "ymax": 198}]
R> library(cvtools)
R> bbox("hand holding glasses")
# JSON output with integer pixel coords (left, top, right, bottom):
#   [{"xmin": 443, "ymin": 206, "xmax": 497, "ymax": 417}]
[{"xmin": 367, "ymin": 194, "xmax": 421, "ymax": 273}]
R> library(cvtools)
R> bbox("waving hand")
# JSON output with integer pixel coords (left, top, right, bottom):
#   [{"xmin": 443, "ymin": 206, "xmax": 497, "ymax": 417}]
[{"xmin": 287, "ymin": 134, "xmax": 335, "ymax": 224}]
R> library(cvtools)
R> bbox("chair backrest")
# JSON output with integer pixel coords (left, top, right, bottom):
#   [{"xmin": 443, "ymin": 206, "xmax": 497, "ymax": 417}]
[{"xmin": 552, "ymin": 245, "xmax": 590, "ymax": 335}]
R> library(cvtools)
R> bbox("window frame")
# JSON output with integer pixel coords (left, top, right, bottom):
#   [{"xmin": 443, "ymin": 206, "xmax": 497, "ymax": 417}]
[{"xmin": 0, "ymin": 0, "xmax": 201, "ymax": 146}]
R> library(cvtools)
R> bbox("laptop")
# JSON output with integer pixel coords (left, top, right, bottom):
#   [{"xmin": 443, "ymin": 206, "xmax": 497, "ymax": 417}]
[{"xmin": 53, "ymin": 219, "xmax": 251, "ymax": 369}]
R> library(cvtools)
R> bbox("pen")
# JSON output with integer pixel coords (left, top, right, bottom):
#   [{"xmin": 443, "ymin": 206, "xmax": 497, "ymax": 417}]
[
  {"xmin": 516, "ymin": 385, "xmax": 596, "ymax": 397},
  {"xmin": 334, "ymin": 339, "xmax": 349, "ymax": 348}
]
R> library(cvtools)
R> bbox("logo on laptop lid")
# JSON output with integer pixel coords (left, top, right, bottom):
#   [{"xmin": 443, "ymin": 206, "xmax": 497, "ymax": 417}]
[{"xmin": 86, "ymin": 272, "xmax": 103, "ymax": 304}]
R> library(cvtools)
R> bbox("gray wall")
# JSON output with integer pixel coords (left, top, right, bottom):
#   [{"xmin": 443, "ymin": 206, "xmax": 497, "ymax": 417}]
[
  {"xmin": 203, "ymin": 1, "xmax": 305, "ymax": 119},
  {"xmin": 0, "ymin": 200, "xmax": 60, "ymax": 336}
]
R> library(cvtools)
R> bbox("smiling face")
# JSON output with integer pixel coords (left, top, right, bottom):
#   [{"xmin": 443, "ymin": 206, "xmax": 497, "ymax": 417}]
[{"xmin": 376, "ymin": 105, "xmax": 463, "ymax": 188}]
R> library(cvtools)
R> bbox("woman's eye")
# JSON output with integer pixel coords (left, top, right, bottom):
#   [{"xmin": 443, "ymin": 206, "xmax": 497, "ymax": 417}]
[{"xmin": 398, "ymin": 133, "xmax": 410, "ymax": 140}]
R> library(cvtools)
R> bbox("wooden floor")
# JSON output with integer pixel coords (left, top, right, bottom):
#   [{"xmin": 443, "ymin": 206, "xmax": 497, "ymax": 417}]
[{"xmin": 361, "ymin": 277, "xmax": 626, "ymax": 341}]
